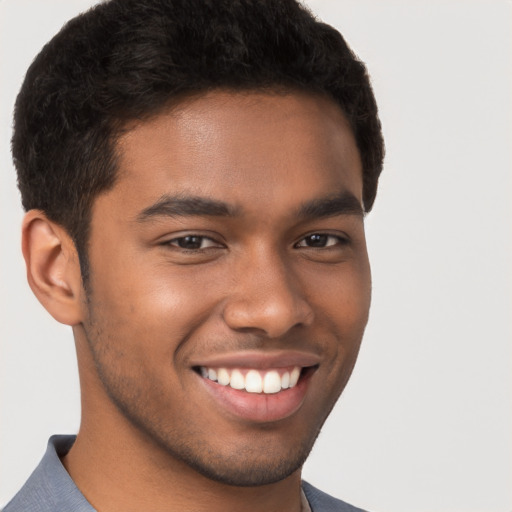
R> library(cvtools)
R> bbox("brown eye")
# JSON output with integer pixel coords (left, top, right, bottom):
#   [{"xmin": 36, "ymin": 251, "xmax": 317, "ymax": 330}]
[
  {"xmin": 295, "ymin": 234, "xmax": 346, "ymax": 248},
  {"xmin": 305, "ymin": 234, "xmax": 328, "ymax": 247},
  {"xmin": 169, "ymin": 235, "xmax": 219, "ymax": 250}
]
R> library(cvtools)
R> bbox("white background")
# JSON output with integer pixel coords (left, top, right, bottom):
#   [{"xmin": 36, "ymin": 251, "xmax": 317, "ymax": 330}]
[{"xmin": 1, "ymin": 1, "xmax": 510, "ymax": 511}]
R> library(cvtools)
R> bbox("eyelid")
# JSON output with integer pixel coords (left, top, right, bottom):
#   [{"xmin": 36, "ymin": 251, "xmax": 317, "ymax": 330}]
[
  {"xmin": 173, "ymin": 236, "xmax": 219, "ymax": 249},
  {"xmin": 294, "ymin": 232, "xmax": 350, "ymax": 248},
  {"xmin": 161, "ymin": 232, "xmax": 226, "ymax": 250}
]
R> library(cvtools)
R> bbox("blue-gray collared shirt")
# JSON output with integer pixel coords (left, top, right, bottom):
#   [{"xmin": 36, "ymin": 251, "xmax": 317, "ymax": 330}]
[{"xmin": 4, "ymin": 435, "xmax": 367, "ymax": 512}]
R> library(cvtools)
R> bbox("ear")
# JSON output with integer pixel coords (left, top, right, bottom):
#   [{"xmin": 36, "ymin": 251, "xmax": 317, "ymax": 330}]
[{"xmin": 22, "ymin": 210, "xmax": 85, "ymax": 326}]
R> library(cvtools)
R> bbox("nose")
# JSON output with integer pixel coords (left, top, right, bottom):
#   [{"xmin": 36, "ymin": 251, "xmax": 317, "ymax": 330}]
[{"xmin": 222, "ymin": 250, "xmax": 314, "ymax": 339}]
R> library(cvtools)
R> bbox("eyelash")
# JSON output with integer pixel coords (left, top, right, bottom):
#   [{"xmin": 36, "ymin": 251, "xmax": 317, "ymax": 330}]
[
  {"xmin": 294, "ymin": 233, "xmax": 349, "ymax": 249},
  {"xmin": 164, "ymin": 233, "xmax": 349, "ymax": 251},
  {"xmin": 166, "ymin": 235, "xmax": 222, "ymax": 251}
]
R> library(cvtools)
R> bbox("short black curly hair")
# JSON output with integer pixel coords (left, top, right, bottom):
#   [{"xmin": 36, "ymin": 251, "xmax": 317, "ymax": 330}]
[{"xmin": 13, "ymin": 0, "xmax": 384, "ymax": 282}]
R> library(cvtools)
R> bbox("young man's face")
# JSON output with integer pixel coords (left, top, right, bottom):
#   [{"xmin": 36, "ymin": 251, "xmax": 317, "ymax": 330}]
[{"xmin": 78, "ymin": 90, "xmax": 371, "ymax": 486}]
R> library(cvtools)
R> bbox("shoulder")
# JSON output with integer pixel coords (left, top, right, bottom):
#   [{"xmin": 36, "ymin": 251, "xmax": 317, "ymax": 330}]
[
  {"xmin": 3, "ymin": 435, "xmax": 94, "ymax": 512},
  {"xmin": 302, "ymin": 481, "xmax": 369, "ymax": 512}
]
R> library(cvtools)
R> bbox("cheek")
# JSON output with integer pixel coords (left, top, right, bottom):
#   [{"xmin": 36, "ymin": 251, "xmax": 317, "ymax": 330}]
[
  {"xmin": 87, "ymin": 258, "xmax": 224, "ymax": 361},
  {"xmin": 304, "ymin": 258, "xmax": 371, "ymax": 380},
  {"xmin": 307, "ymin": 258, "xmax": 371, "ymax": 329}
]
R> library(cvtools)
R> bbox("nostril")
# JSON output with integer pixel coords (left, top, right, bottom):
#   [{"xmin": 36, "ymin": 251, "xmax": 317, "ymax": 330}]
[{"xmin": 222, "ymin": 297, "xmax": 314, "ymax": 339}]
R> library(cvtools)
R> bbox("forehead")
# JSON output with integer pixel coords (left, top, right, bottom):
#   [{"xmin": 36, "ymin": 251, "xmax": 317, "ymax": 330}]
[{"xmin": 105, "ymin": 90, "xmax": 363, "ymax": 218}]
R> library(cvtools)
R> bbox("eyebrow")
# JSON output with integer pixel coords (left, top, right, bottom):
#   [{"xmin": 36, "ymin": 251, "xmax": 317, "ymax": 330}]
[
  {"xmin": 136, "ymin": 191, "xmax": 364, "ymax": 223},
  {"xmin": 136, "ymin": 194, "xmax": 238, "ymax": 222},
  {"xmin": 297, "ymin": 192, "xmax": 364, "ymax": 219}
]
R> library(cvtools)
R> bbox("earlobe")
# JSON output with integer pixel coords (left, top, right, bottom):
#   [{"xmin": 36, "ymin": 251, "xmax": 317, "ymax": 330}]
[{"xmin": 22, "ymin": 210, "xmax": 85, "ymax": 326}]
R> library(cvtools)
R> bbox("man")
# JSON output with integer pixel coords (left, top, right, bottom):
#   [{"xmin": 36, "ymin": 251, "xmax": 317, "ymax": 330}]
[{"xmin": 4, "ymin": 0, "xmax": 384, "ymax": 510}]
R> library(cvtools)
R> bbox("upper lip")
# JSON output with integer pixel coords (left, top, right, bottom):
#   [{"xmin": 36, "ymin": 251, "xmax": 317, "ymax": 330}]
[{"xmin": 190, "ymin": 350, "xmax": 321, "ymax": 370}]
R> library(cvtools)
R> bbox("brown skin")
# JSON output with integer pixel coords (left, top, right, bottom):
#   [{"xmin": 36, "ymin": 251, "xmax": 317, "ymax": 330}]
[{"xmin": 22, "ymin": 91, "xmax": 371, "ymax": 512}]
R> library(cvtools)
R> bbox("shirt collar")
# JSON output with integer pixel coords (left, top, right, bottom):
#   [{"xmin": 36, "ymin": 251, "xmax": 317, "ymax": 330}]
[{"xmin": 5, "ymin": 435, "xmax": 95, "ymax": 511}]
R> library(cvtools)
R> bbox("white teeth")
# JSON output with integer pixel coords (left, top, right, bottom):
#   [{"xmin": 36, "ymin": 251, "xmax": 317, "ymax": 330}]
[
  {"xmin": 289, "ymin": 367, "xmax": 301, "ymax": 387},
  {"xmin": 263, "ymin": 371, "xmax": 281, "ymax": 394},
  {"xmin": 281, "ymin": 371, "xmax": 290, "ymax": 389},
  {"xmin": 199, "ymin": 366, "xmax": 303, "ymax": 394},
  {"xmin": 230, "ymin": 369, "xmax": 245, "ymax": 390},
  {"xmin": 217, "ymin": 368, "xmax": 230, "ymax": 386},
  {"xmin": 245, "ymin": 370, "xmax": 263, "ymax": 393}
]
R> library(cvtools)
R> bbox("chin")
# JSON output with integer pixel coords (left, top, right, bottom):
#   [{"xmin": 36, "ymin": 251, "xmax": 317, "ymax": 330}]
[{"xmin": 168, "ymin": 439, "xmax": 315, "ymax": 487}]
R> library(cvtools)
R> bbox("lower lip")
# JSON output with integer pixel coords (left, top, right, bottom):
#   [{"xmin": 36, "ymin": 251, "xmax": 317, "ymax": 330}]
[{"xmin": 198, "ymin": 371, "xmax": 312, "ymax": 423}]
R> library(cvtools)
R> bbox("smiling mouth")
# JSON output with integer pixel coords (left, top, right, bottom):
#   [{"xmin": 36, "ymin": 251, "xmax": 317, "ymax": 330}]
[{"xmin": 194, "ymin": 365, "xmax": 316, "ymax": 394}]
